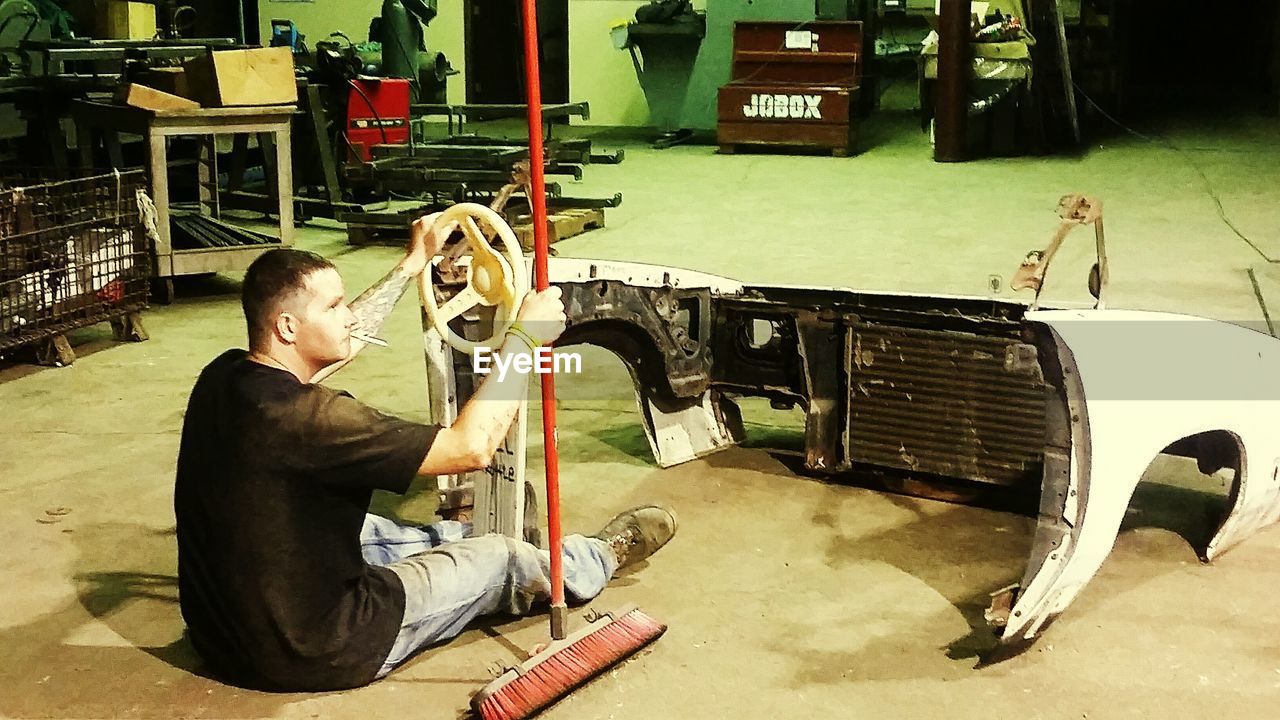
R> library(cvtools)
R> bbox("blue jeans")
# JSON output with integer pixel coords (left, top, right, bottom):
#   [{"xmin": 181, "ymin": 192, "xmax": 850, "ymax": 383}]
[{"xmin": 359, "ymin": 513, "xmax": 618, "ymax": 678}]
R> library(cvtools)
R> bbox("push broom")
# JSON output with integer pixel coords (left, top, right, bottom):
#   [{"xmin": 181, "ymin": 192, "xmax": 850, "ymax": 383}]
[{"xmin": 469, "ymin": 1, "xmax": 667, "ymax": 718}]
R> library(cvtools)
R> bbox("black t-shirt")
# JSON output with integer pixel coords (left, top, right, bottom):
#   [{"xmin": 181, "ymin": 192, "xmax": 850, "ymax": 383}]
[{"xmin": 175, "ymin": 350, "xmax": 438, "ymax": 691}]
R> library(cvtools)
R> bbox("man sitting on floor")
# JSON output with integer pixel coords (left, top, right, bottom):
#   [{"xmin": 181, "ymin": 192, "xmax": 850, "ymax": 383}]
[{"xmin": 174, "ymin": 217, "xmax": 676, "ymax": 691}]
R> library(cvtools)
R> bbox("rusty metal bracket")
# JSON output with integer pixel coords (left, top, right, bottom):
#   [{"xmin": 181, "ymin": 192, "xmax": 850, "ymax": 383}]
[{"xmin": 1011, "ymin": 194, "xmax": 1108, "ymax": 310}]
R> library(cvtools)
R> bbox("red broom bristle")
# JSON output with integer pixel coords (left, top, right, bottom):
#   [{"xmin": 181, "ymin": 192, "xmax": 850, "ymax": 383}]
[{"xmin": 474, "ymin": 608, "xmax": 666, "ymax": 720}]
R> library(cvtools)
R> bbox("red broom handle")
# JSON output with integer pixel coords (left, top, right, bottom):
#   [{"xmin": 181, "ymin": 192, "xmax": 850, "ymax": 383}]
[{"xmin": 518, "ymin": 0, "xmax": 567, "ymax": 639}]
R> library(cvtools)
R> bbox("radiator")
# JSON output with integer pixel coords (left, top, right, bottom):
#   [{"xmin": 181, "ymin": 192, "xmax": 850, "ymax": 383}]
[{"xmin": 847, "ymin": 323, "xmax": 1047, "ymax": 486}]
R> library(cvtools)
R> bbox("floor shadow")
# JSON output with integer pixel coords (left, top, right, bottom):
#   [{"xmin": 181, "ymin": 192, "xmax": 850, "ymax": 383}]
[
  {"xmin": 691, "ymin": 446, "xmax": 1229, "ymax": 685},
  {"xmin": 765, "ymin": 449, "xmax": 1038, "ymax": 516},
  {"xmin": 75, "ymin": 569, "xmax": 200, "ymax": 669},
  {"xmin": 0, "ymin": 323, "xmax": 141, "ymax": 380},
  {"xmin": 0, "ymin": 521, "xmax": 303, "ymax": 719},
  {"xmin": 169, "ymin": 273, "xmax": 243, "ymax": 301},
  {"xmin": 820, "ymin": 491, "xmax": 1030, "ymax": 669},
  {"xmin": 586, "ymin": 423, "xmax": 653, "ymax": 464},
  {"xmin": 1120, "ymin": 479, "xmax": 1229, "ymax": 555}
]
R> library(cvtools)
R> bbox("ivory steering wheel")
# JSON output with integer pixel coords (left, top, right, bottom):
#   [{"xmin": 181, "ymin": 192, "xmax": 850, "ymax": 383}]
[{"xmin": 419, "ymin": 203, "xmax": 528, "ymax": 353}]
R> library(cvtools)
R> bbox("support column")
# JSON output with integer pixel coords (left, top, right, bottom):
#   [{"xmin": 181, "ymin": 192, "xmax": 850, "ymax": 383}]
[{"xmin": 934, "ymin": 0, "xmax": 971, "ymax": 162}]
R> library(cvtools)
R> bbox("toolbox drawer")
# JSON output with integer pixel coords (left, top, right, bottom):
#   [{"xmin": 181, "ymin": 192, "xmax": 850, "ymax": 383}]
[{"xmin": 730, "ymin": 20, "xmax": 863, "ymax": 86}]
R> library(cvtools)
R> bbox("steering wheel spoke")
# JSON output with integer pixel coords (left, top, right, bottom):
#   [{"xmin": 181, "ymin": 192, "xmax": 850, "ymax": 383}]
[
  {"xmin": 460, "ymin": 215, "xmax": 492, "ymax": 249},
  {"xmin": 436, "ymin": 284, "xmax": 485, "ymax": 322}
]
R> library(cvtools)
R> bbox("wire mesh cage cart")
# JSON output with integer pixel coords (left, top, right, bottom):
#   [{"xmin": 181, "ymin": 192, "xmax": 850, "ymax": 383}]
[{"xmin": 0, "ymin": 169, "xmax": 153, "ymax": 366}]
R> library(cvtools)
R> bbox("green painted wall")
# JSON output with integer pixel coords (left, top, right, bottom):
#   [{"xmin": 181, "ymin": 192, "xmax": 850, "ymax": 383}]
[
  {"xmin": 257, "ymin": 2, "xmax": 374, "ymax": 49},
  {"xmin": 567, "ymin": 0, "xmax": 651, "ymax": 126},
  {"xmin": 258, "ymin": 0, "xmax": 468, "ymax": 104},
  {"xmin": 256, "ymin": 0, "xmax": 684, "ymax": 126}
]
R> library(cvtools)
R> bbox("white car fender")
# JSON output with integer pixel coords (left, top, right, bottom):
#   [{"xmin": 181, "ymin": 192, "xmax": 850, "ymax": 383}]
[{"xmin": 997, "ymin": 309, "xmax": 1280, "ymax": 645}]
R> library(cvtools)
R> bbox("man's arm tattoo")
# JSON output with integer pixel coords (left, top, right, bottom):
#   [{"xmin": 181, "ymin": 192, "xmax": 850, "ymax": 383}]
[{"xmin": 349, "ymin": 263, "xmax": 417, "ymax": 339}]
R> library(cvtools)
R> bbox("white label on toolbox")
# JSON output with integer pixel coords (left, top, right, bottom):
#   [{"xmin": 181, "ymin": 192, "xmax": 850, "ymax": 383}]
[
  {"xmin": 741, "ymin": 94, "xmax": 823, "ymax": 120},
  {"xmin": 784, "ymin": 30, "xmax": 812, "ymax": 49},
  {"xmin": 351, "ymin": 118, "xmax": 407, "ymax": 128}
]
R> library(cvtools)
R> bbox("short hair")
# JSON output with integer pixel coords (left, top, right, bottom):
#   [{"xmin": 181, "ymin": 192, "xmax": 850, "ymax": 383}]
[{"xmin": 242, "ymin": 249, "xmax": 336, "ymax": 351}]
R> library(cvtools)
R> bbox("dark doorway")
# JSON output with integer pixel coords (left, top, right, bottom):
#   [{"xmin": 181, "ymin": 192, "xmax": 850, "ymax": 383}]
[
  {"xmin": 1120, "ymin": 0, "xmax": 1278, "ymax": 117},
  {"xmin": 181, "ymin": 0, "xmax": 258, "ymax": 43},
  {"xmin": 464, "ymin": 0, "xmax": 568, "ymax": 105}
]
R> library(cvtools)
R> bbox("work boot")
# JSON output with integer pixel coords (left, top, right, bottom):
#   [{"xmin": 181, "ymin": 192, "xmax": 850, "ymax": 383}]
[{"xmin": 593, "ymin": 505, "xmax": 678, "ymax": 570}]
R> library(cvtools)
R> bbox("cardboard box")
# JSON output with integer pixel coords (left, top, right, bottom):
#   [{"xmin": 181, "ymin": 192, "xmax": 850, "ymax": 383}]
[
  {"xmin": 116, "ymin": 83, "xmax": 202, "ymax": 112},
  {"xmin": 98, "ymin": 0, "xmax": 156, "ymax": 40},
  {"xmin": 141, "ymin": 67, "xmax": 190, "ymax": 100},
  {"xmin": 183, "ymin": 47, "xmax": 298, "ymax": 107}
]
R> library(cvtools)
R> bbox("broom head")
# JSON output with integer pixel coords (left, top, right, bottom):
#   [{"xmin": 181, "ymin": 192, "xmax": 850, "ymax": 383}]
[{"xmin": 471, "ymin": 604, "xmax": 666, "ymax": 720}]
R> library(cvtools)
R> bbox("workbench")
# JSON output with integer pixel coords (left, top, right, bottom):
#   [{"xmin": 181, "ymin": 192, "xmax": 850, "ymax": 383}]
[{"xmin": 71, "ymin": 101, "xmax": 295, "ymax": 303}]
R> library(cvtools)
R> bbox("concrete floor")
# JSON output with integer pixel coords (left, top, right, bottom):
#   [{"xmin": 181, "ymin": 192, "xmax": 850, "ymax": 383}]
[{"xmin": 2, "ymin": 105, "xmax": 1280, "ymax": 719}]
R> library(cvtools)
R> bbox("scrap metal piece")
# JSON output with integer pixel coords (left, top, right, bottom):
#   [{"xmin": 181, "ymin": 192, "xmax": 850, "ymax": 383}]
[
  {"xmin": 984, "ymin": 584, "xmax": 1018, "ymax": 629},
  {"xmin": 1012, "ymin": 194, "xmax": 1108, "ymax": 310}
]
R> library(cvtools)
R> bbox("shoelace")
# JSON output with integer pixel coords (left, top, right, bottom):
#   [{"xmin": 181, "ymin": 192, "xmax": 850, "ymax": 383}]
[{"xmin": 607, "ymin": 529, "xmax": 641, "ymax": 562}]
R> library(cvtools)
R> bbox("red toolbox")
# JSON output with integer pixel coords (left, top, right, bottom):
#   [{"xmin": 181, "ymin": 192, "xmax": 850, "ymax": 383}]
[{"xmin": 717, "ymin": 21, "xmax": 863, "ymax": 156}]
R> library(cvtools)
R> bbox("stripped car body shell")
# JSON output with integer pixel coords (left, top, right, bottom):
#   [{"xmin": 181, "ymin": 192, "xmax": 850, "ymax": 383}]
[{"xmin": 534, "ymin": 257, "xmax": 1280, "ymax": 654}]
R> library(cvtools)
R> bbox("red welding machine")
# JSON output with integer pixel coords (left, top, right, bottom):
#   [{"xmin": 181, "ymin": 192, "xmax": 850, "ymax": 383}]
[{"xmin": 346, "ymin": 78, "xmax": 410, "ymax": 162}]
